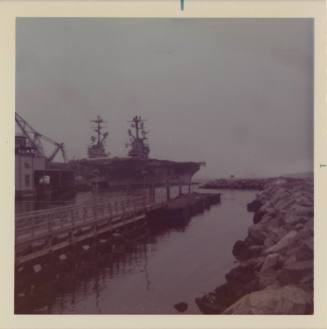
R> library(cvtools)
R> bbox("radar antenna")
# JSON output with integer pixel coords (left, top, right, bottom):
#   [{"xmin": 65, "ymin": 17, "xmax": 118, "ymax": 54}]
[
  {"xmin": 87, "ymin": 115, "xmax": 110, "ymax": 158},
  {"xmin": 126, "ymin": 115, "xmax": 150, "ymax": 159}
]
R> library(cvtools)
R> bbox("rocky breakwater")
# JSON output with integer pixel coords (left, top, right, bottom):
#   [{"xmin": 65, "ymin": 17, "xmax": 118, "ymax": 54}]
[
  {"xmin": 201, "ymin": 178, "xmax": 270, "ymax": 190},
  {"xmin": 195, "ymin": 177, "xmax": 313, "ymax": 314}
]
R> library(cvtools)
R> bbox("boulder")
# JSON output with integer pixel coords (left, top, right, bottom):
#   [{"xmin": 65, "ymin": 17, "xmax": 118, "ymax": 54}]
[
  {"xmin": 225, "ymin": 264, "xmax": 256, "ymax": 284},
  {"xmin": 304, "ymin": 236, "xmax": 313, "ymax": 251},
  {"xmin": 253, "ymin": 211, "xmax": 266, "ymax": 224},
  {"xmin": 299, "ymin": 273, "xmax": 313, "ymax": 292},
  {"xmin": 295, "ymin": 223, "xmax": 304, "ymax": 231},
  {"xmin": 293, "ymin": 239, "xmax": 313, "ymax": 261},
  {"xmin": 264, "ymin": 236, "xmax": 275, "ymax": 248},
  {"xmin": 240, "ymin": 256, "xmax": 265, "ymax": 271},
  {"xmin": 247, "ymin": 199, "xmax": 262, "ymax": 212},
  {"xmin": 295, "ymin": 197, "xmax": 313, "ymax": 207},
  {"xmin": 174, "ymin": 302, "xmax": 188, "ymax": 313},
  {"xmin": 248, "ymin": 245, "xmax": 263, "ymax": 257},
  {"xmin": 296, "ymin": 226, "xmax": 313, "ymax": 240},
  {"xmin": 264, "ymin": 231, "xmax": 298, "ymax": 255},
  {"xmin": 232, "ymin": 240, "xmax": 251, "ymax": 261},
  {"xmin": 214, "ymin": 279, "xmax": 259, "ymax": 311},
  {"xmin": 290, "ymin": 204, "xmax": 314, "ymax": 218},
  {"xmin": 304, "ymin": 218, "xmax": 313, "ymax": 231},
  {"xmin": 223, "ymin": 285, "xmax": 312, "ymax": 314},
  {"xmin": 258, "ymin": 253, "xmax": 282, "ymax": 288},
  {"xmin": 267, "ymin": 214, "xmax": 285, "ymax": 228},
  {"xmin": 273, "ymin": 227, "xmax": 288, "ymax": 240},
  {"xmin": 248, "ymin": 224, "xmax": 266, "ymax": 245},
  {"xmin": 284, "ymin": 213, "xmax": 305, "ymax": 226},
  {"xmin": 259, "ymin": 270, "xmax": 281, "ymax": 288},
  {"xmin": 260, "ymin": 253, "xmax": 281, "ymax": 273},
  {"xmin": 277, "ymin": 260, "xmax": 313, "ymax": 285}
]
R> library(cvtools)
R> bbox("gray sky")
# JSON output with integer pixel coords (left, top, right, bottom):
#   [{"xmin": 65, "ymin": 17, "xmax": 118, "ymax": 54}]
[{"xmin": 16, "ymin": 18, "xmax": 313, "ymax": 179}]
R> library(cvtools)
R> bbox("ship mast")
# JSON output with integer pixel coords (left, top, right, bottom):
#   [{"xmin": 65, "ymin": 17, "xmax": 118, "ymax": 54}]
[
  {"xmin": 126, "ymin": 116, "xmax": 150, "ymax": 159},
  {"xmin": 88, "ymin": 115, "xmax": 109, "ymax": 158}
]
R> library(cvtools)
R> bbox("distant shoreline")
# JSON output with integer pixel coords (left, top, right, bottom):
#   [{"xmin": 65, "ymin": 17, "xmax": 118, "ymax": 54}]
[{"xmin": 198, "ymin": 173, "xmax": 313, "ymax": 190}]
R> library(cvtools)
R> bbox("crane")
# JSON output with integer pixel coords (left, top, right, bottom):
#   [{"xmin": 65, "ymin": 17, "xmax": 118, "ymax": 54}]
[{"xmin": 15, "ymin": 112, "xmax": 67, "ymax": 162}]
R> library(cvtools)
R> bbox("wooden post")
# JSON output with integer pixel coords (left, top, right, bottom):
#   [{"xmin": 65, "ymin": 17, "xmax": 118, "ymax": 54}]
[
  {"xmin": 93, "ymin": 206, "xmax": 97, "ymax": 222},
  {"xmin": 70, "ymin": 209, "xmax": 75, "ymax": 245},
  {"xmin": 47, "ymin": 214, "xmax": 53, "ymax": 251},
  {"xmin": 151, "ymin": 184, "xmax": 155, "ymax": 203},
  {"xmin": 83, "ymin": 207, "xmax": 88, "ymax": 222},
  {"xmin": 166, "ymin": 180, "xmax": 171, "ymax": 201},
  {"xmin": 31, "ymin": 215, "xmax": 36, "ymax": 239},
  {"xmin": 60, "ymin": 212, "xmax": 64, "ymax": 230},
  {"xmin": 122, "ymin": 201, "xmax": 126, "ymax": 220},
  {"xmin": 179, "ymin": 183, "xmax": 182, "ymax": 196},
  {"xmin": 70, "ymin": 209, "xmax": 75, "ymax": 228},
  {"xmin": 107, "ymin": 202, "xmax": 112, "ymax": 219}
]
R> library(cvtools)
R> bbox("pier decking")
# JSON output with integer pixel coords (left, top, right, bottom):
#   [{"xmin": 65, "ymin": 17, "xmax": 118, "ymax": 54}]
[{"xmin": 15, "ymin": 192, "xmax": 220, "ymax": 267}]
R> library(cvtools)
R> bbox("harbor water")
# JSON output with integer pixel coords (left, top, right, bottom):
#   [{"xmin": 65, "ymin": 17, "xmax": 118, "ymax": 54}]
[{"xmin": 36, "ymin": 188, "xmax": 256, "ymax": 314}]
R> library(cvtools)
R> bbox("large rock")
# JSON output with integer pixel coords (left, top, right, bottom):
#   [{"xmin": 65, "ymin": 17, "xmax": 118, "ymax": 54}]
[
  {"xmin": 248, "ymin": 245, "xmax": 263, "ymax": 257},
  {"xmin": 253, "ymin": 210, "xmax": 266, "ymax": 224},
  {"xmin": 277, "ymin": 260, "xmax": 313, "ymax": 285},
  {"xmin": 258, "ymin": 253, "xmax": 283, "ymax": 288},
  {"xmin": 196, "ymin": 278, "xmax": 259, "ymax": 315},
  {"xmin": 290, "ymin": 204, "xmax": 314, "ymax": 218},
  {"xmin": 284, "ymin": 213, "xmax": 306, "ymax": 226},
  {"xmin": 215, "ymin": 279, "xmax": 259, "ymax": 312},
  {"xmin": 248, "ymin": 224, "xmax": 267, "ymax": 245},
  {"xmin": 264, "ymin": 231, "xmax": 299, "ymax": 255},
  {"xmin": 293, "ymin": 238, "xmax": 313, "ymax": 261},
  {"xmin": 223, "ymin": 285, "xmax": 312, "ymax": 314},
  {"xmin": 232, "ymin": 240, "xmax": 251, "ymax": 261},
  {"xmin": 247, "ymin": 199, "xmax": 262, "ymax": 212},
  {"xmin": 240, "ymin": 256, "xmax": 265, "ymax": 271},
  {"xmin": 225, "ymin": 264, "xmax": 257, "ymax": 284},
  {"xmin": 260, "ymin": 253, "xmax": 281, "ymax": 273},
  {"xmin": 174, "ymin": 302, "xmax": 188, "ymax": 313},
  {"xmin": 259, "ymin": 270, "xmax": 280, "ymax": 288},
  {"xmin": 269, "ymin": 227, "xmax": 288, "ymax": 242}
]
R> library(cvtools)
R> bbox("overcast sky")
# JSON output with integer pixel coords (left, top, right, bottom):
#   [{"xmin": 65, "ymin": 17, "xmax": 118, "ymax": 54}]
[{"xmin": 16, "ymin": 18, "xmax": 313, "ymax": 179}]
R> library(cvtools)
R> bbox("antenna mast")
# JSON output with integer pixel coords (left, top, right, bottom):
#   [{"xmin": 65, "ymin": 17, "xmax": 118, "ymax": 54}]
[
  {"xmin": 88, "ymin": 115, "xmax": 109, "ymax": 158},
  {"xmin": 126, "ymin": 115, "xmax": 150, "ymax": 159}
]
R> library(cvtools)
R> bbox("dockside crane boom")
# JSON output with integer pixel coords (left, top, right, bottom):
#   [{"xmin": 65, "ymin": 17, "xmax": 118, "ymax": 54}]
[{"xmin": 15, "ymin": 112, "xmax": 67, "ymax": 162}]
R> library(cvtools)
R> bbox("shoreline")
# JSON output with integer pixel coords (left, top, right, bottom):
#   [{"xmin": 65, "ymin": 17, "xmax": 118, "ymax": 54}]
[{"xmin": 195, "ymin": 177, "xmax": 313, "ymax": 314}]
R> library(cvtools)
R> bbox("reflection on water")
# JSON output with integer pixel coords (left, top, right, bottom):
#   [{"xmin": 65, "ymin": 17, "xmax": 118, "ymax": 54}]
[{"xmin": 16, "ymin": 188, "xmax": 256, "ymax": 314}]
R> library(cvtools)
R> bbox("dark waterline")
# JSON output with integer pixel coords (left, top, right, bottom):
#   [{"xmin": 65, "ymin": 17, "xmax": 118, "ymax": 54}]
[{"xmin": 41, "ymin": 188, "xmax": 256, "ymax": 314}]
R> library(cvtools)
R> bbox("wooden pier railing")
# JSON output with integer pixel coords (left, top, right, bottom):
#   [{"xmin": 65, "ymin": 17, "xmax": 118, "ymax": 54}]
[
  {"xmin": 15, "ymin": 192, "xmax": 221, "ymax": 266},
  {"xmin": 15, "ymin": 194, "xmax": 162, "ymax": 265}
]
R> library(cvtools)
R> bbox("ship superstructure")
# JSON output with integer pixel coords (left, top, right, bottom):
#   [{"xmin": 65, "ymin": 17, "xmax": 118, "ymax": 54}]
[
  {"xmin": 88, "ymin": 116, "xmax": 109, "ymax": 158},
  {"xmin": 126, "ymin": 116, "xmax": 150, "ymax": 159}
]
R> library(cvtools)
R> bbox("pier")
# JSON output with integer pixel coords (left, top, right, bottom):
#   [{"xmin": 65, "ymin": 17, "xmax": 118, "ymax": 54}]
[{"xmin": 15, "ymin": 192, "xmax": 221, "ymax": 267}]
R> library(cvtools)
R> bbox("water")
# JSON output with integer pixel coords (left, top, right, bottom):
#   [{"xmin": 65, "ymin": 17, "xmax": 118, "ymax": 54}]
[{"xmin": 44, "ymin": 188, "xmax": 256, "ymax": 314}]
